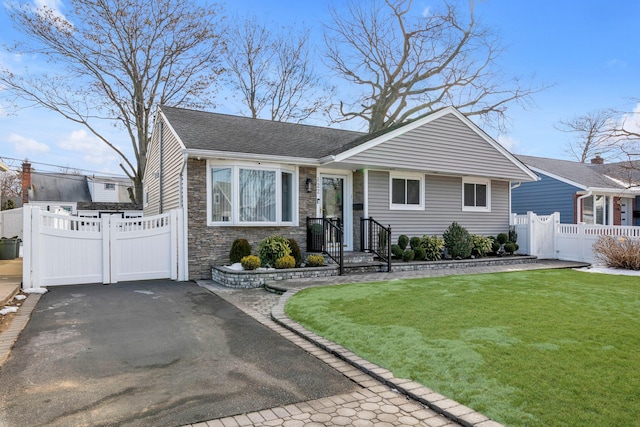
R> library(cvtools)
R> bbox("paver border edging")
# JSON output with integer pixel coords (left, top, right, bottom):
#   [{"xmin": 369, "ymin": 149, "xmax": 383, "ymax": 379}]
[
  {"xmin": 0, "ymin": 293, "xmax": 42, "ymax": 367},
  {"xmin": 271, "ymin": 288, "xmax": 504, "ymax": 427}
]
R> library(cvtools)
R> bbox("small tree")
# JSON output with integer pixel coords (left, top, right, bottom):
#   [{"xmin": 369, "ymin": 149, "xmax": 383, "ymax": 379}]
[{"xmin": 443, "ymin": 222, "xmax": 473, "ymax": 259}]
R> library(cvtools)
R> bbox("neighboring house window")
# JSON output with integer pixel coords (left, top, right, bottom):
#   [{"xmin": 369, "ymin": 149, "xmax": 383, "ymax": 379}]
[
  {"xmin": 209, "ymin": 162, "xmax": 296, "ymax": 225},
  {"xmin": 390, "ymin": 173, "xmax": 424, "ymax": 210},
  {"xmin": 462, "ymin": 178, "xmax": 490, "ymax": 212},
  {"xmin": 582, "ymin": 194, "xmax": 610, "ymax": 225},
  {"xmin": 104, "ymin": 183, "xmax": 116, "ymax": 190}
]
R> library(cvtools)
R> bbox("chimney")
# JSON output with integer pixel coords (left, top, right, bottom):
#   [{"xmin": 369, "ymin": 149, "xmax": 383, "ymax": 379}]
[
  {"xmin": 590, "ymin": 154, "xmax": 604, "ymax": 165},
  {"xmin": 22, "ymin": 161, "xmax": 32, "ymax": 205}
]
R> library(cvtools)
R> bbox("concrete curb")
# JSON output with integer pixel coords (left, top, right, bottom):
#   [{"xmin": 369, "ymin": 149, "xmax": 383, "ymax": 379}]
[{"xmin": 271, "ymin": 288, "xmax": 504, "ymax": 427}]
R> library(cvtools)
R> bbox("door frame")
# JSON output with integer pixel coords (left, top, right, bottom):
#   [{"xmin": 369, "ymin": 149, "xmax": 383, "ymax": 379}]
[{"xmin": 317, "ymin": 169, "xmax": 353, "ymax": 251}]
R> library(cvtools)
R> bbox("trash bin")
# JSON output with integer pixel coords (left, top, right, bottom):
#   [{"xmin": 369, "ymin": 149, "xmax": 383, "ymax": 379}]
[
  {"xmin": 0, "ymin": 238, "xmax": 16, "ymax": 260},
  {"xmin": 14, "ymin": 238, "xmax": 21, "ymax": 258}
]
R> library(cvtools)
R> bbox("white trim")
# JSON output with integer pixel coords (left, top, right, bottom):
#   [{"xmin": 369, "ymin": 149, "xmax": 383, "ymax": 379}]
[
  {"xmin": 462, "ymin": 177, "xmax": 491, "ymax": 212},
  {"xmin": 206, "ymin": 160, "xmax": 298, "ymax": 227},
  {"xmin": 389, "ymin": 172, "xmax": 425, "ymax": 210},
  {"xmin": 156, "ymin": 108, "xmax": 188, "ymax": 151},
  {"xmin": 185, "ymin": 148, "xmax": 319, "ymax": 166},
  {"xmin": 363, "ymin": 169, "xmax": 369, "ymax": 219},
  {"xmin": 328, "ymin": 107, "xmax": 538, "ymax": 181},
  {"xmin": 527, "ymin": 166, "xmax": 588, "ymax": 190}
]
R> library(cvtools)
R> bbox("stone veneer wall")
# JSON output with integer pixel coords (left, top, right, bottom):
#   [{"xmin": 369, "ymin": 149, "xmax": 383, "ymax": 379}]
[{"xmin": 187, "ymin": 159, "xmax": 318, "ymax": 280}]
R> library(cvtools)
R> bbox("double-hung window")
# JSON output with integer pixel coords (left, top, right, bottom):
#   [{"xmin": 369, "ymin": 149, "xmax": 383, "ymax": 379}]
[
  {"xmin": 209, "ymin": 162, "xmax": 296, "ymax": 225},
  {"xmin": 390, "ymin": 173, "xmax": 424, "ymax": 210},
  {"xmin": 462, "ymin": 177, "xmax": 490, "ymax": 212}
]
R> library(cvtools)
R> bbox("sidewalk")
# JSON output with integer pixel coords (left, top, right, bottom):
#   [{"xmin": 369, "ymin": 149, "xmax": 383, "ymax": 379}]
[
  {"xmin": 191, "ymin": 259, "xmax": 589, "ymax": 427},
  {"xmin": 0, "ymin": 258, "xmax": 22, "ymax": 306}
]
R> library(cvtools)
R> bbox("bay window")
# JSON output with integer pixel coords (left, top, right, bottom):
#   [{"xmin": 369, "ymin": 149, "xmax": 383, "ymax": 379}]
[{"xmin": 209, "ymin": 162, "xmax": 296, "ymax": 225}]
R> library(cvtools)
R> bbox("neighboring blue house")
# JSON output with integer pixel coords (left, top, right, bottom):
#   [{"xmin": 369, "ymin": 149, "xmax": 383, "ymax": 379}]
[{"xmin": 512, "ymin": 155, "xmax": 640, "ymax": 225}]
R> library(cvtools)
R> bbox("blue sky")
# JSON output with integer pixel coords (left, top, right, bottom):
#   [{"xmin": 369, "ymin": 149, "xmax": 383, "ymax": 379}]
[{"xmin": 0, "ymin": 0, "xmax": 638, "ymax": 176}]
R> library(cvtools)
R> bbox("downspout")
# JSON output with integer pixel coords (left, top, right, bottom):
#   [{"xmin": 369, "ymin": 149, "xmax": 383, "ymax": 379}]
[
  {"xmin": 509, "ymin": 182, "xmax": 521, "ymax": 222},
  {"xmin": 158, "ymin": 122, "xmax": 164, "ymax": 214},
  {"xmin": 576, "ymin": 191, "xmax": 592, "ymax": 223},
  {"xmin": 178, "ymin": 151, "xmax": 189, "ymax": 281}
]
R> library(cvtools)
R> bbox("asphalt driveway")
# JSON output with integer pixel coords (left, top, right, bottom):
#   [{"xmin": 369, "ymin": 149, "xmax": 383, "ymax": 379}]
[{"xmin": 0, "ymin": 280, "xmax": 358, "ymax": 427}]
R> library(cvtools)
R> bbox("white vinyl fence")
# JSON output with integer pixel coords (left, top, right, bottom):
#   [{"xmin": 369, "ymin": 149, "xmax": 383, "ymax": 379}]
[
  {"xmin": 512, "ymin": 211, "xmax": 640, "ymax": 264},
  {"xmin": 0, "ymin": 207, "xmax": 24, "ymax": 239},
  {"xmin": 23, "ymin": 205, "xmax": 185, "ymax": 288}
]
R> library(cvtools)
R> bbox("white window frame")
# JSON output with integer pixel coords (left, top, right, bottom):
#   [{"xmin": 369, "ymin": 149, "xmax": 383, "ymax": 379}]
[
  {"xmin": 207, "ymin": 160, "xmax": 298, "ymax": 226},
  {"xmin": 462, "ymin": 177, "xmax": 491, "ymax": 212},
  {"xmin": 389, "ymin": 173, "xmax": 424, "ymax": 210},
  {"xmin": 104, "ymin": 183, "xmax": 116, "ymax": 190}
]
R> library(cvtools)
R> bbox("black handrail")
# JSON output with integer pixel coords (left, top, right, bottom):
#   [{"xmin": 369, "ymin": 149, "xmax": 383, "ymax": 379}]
[
  {"xmin": 360, "ymin": 217, "xmax": 392, "ymax": 272},
  {"xmin": 306, "ymin": 217, "xmax": 344, "ymax": 275}
]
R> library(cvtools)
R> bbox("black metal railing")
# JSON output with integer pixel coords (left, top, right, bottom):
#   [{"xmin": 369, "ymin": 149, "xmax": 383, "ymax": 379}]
[
  {"xmin": 360, "ymin": 217, "xmax": 392, "ymax": 272},
  {"xmin": 306, "ymin": 217, "xmax": 344, "ymax": 275}
]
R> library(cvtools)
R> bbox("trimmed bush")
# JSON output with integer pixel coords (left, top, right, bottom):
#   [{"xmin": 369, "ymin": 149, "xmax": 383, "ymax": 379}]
[
  {"xmin": 378, "ymin": 229, "xmax": 389, "ymax": 256},
  {"xmin": 258, "ymin": 235, "xmax": 291, "ymax": 267},
  {"xmin": 288, "ymin": 238, "xmax": 302, "ymax": 266},
  {"xmin": 420, "ymin": 235, "xmax": 444, "ymax": 261},
  {"xmin": 593, "ymin": 236, "xmax": 640, "ymax": 270},
  {"xmin": 275, "ymin": 255, "xmax": 296, "ymax": 269},
  {"xmin": 229, "ymin": 238, "xmax": 252, "ymax": 264},
  {"xmin": 402, "ymin": 249, "xmax": 415, "ymax": 262},
  {"xmin": 443, "ymin": 222, "xmax": 473, "ymax": 259},
  {"xmin": 509, "ymin": 226, "xmax": 518, "ymax": 243},
  {"xmin": 240, "ymin": 255, "xmax": 260, "ymax": 270},
  {"xmin": 490, "ymin": 236, "xmax": 501, "ymax": 254},
  {"xmin": 391, "ymin": 244, "xmax": 404, "ymax": 259},
  {"xmin": 306, "ymin": 254, "xmax": 325, "ymax": 267},
  {"xmin": 414, "ymin": 247, "xmax": 426, "ymax": 261},
  {"xmin": 471, "ymin": 234, "xmax": 493, "ymax": 257},
  {"xmin": 504, "ymin": 241, "xmax": 517, "ymax": 255},
  {"xmin": 496, "ymin": 233, "xmax": 509, "ymax": 245},
  {"xmin": 409, "ymin": 236, "xmax": 421, "ymax": 249},
  {"xmin": 398, "ymin": 234, "xmax": 409, "ymax": 250}
]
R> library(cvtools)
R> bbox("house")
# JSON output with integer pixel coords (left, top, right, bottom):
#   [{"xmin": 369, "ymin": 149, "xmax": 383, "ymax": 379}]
[
  {"xmin": 145, "ymin": 105, "xmax": 537, "ymax": 280},
  {"xmin": 512, "ymin": 155, "xmax": 640, "ymax": 225},
  {"xmin": 21, "ymin": 161, "xmax": 140, "ymax": 215}
]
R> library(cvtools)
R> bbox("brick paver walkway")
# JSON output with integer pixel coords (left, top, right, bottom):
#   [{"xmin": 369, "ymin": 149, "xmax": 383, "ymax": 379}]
[{"xmin": 185, "ymin": 260, "xmax": 587, "ymax": 427}]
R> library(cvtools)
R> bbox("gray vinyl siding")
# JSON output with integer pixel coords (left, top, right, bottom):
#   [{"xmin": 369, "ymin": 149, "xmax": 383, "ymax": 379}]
[
  {"xmin": 143, "ymin": 117, "xmax": 184, "ymax": 216},
  {"xmin": 511, "ymin": 172, "xmax": 579, "ymax": 223},
  {"xmin": 348, "ymin": 114, "xmax": 533, "ymax": 182},
  {"xmin": 368, "ymin": 171, "xmax": 511, "ymax": 240}
]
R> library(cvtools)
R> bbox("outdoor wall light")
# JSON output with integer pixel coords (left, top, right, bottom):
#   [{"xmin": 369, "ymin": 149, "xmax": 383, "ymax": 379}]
[{"xmin": 305, "ymin": 178, "xmax": 313, "ymax": 193}]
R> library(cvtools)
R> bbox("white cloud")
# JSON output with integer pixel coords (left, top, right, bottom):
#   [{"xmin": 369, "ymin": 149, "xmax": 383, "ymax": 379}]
[
  {"xmin": 7, "ymin": 133, "xmax": 51, "ymax": 155},
  {"xmin": 497, "ymin": 135, "xmax": 519, "ymax": 153},
  {"xmin": 57, "ymin": 129, "xmax": 121, "ymax": 168},
  {"xmin": 422, "ymin": 6, "xmax": 431, "ymax": 17}
]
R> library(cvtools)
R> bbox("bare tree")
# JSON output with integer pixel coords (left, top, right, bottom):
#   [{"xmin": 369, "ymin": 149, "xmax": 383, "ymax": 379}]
[
  {"xmin": 324, "ymin": 0, "xmax": 543, "ymax": 133},
  {"xmin": 0, "ymin": 171, "xmax": 22, "ymax": 198},
  {"xmin": 611, "ymin": 102, "xmax": 640, "ymax": 159},
  {"xmin": 556, "ymin": 110, "xmax": 616, "ymax": 162},
  {"xmin": 0, "ymin": 0, "xmax": 226, "ymax": 202},
  {"xmin": 225, "ymin": 17, "xmax": 332, "ymax": 123}
]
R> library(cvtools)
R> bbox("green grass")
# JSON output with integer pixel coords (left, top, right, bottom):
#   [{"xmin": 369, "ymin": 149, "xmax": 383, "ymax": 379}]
[{"xmin": 285, "ymin": 270, "xmax": 640, "ymax": 427}]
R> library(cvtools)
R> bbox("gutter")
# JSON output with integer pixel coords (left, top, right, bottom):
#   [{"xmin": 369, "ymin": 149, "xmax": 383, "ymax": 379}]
[{"xmin": 184, "ymin": 149, "xmax": 320, "ymax": 166}]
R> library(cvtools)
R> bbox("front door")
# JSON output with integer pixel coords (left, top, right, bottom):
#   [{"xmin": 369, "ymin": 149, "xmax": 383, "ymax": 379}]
[{"xmin": 319, "ymin": 173, "xmax": 352, "ymax": 250}]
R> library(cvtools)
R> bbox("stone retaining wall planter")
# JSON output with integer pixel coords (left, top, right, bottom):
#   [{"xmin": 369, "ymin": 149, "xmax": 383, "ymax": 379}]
[
  {"xmin": 212, "ymin": 256, "xmax": 538, "ymax": 288},
  {"xmin": 212, "ymin": 265, "xmax": 339, "ymax": 288}
]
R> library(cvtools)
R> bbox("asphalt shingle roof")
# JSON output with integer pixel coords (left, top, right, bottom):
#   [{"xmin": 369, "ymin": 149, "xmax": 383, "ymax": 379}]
[
  {"xmin": 517, "ymin": 155, "xmax": 632, "ymax": 189},
  {"xmin": 160, "ymin": 106, "xmax": 365, "ymax": 159},
  {"xmin": 30, "ymin": 172, "xmax": 92, "ymax": 202}
]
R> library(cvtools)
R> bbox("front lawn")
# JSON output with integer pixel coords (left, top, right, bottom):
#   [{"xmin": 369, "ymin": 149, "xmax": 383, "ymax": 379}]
[{"xmin": 285, "ymin": 270, "xmax": 640, "ymax": 426}]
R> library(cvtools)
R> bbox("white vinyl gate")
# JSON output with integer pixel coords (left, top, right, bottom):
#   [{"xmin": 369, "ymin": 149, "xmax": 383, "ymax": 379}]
[{"xmin": 22, "ymin": 205, "xmax": 185, "ymax": 288}]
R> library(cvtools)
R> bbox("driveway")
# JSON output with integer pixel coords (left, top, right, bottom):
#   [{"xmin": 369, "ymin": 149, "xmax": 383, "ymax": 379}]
[{"xmin": 0, "ymin": 281, "xmax": 358, "ymax": 427}]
